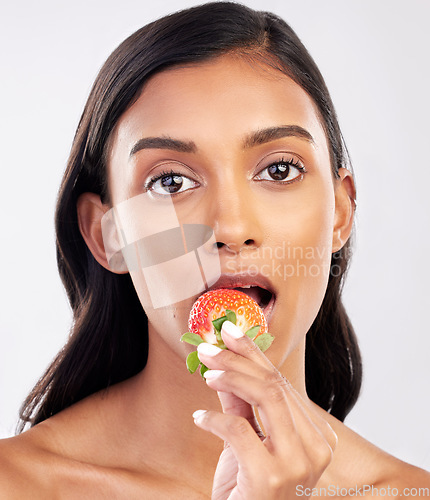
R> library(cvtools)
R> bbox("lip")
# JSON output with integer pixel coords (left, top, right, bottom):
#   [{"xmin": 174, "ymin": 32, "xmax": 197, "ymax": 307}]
[{"xmin": 207, "ymin": 272, "xmax": 277, "ymax": 323}]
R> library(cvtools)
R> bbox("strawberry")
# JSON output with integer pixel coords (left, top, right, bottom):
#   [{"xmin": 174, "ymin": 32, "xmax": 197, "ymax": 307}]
[
  {"xmin": 180, "ymin": 288, "xmax": 274, "ymax": 376},
  {"xmin": 188, "ymin": 288, "xmax": 268, "ymax": 343}
]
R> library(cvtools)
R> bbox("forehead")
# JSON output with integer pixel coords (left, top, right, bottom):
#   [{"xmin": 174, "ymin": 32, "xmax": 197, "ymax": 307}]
[{"xmin": 108, "ymin": 54, "xmax": 330, "ymax": 175}]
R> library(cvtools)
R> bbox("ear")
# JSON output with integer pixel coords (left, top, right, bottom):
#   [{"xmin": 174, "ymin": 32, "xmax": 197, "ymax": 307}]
[
  {"xmin": 76, "ymin": 192, "xmax": 127, "ymax": 274},
  {"xmin": 332, "ymin": 167, "xmax": 356, "ymax": 253}
]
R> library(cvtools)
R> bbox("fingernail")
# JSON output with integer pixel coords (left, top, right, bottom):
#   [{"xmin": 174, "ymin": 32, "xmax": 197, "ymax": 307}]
[
  {"xmin": 222, "ymin": 320, "xmax": 244, "ymax": 339},
  {"xmin": 197, "ymin": 343, "xmax": 223, "ymax": 357},
  {"xmin": 204, "ymin": 369, "xmax": 224, "ymax": 380},
  {"xmin": 192, "ymin": 409, "xmax": 207, "ymax": 422}
]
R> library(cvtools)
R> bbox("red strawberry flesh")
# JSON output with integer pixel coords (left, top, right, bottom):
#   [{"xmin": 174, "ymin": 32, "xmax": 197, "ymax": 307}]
[{"xmin": 188, "ymin": 288, "xmax": 268, "ymax": 344}]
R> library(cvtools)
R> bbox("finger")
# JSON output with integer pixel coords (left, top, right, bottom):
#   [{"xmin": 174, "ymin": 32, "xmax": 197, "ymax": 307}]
[
  {"xmin": 203, "ymin": 369, "xmax": 296, "ymax": 454},
  {"xmin": 192, "ymin": 409, "xmax": 269, "ymax": 469},
  {"xmin": 196, "ymin": 342, "xmax": 274, "ymax": 437},
  {"xmin": 205, "ymin": 370, "xmax": 337, "ymax": 476},
  {"xmin": 197, "ymin": 333, "xmax": 272, "ymax": 378},
  {"xmin": 255, "ymin": 378, "xmax": 336, "ymax": 471},
  {"xmin": 204, "ymin": 368, "xmax": 335, "ymax": 469},
  {"xmin": 216, "ymin": 388, "xmax": 264, "ymax": 439},
  {"xmin": 255, "ymin": 376, "xmax": 338, "ymax": 461},
  {"xmin": 283, "ymin": 384, "xmax": 338, "ymax": 453},
  {"xmin": 276, "ymin": 388, "xmax": 336, "ymax": 473},
  {"xmin": 221, "ymin": 321, "xmax": 274, "ymax": 369},
  {"xmin": 197, "ymin": 327, "xmax": 336, "ymax": 464},
  {"xmin": 198, "ymin": 327, "xmax": 337, "ymax": 454},
  {"xmin": 198, "ymin": 341, "xmax": 296, "ymax": 451}
]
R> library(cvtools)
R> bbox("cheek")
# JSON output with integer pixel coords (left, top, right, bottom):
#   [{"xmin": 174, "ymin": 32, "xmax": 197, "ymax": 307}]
[
  {"xmin": 266, "ymin": 183, "xmax": 335, "ymax": 360},
  {"xmin": 128, "ymin": 268, "xmax": 193, "ymax": 351},
  {"xmin": 103, "ymin": 191, "xmax": 218, "ymax": 348},
  {"xmin": 285, "ymin": 203, "xmax": 333, "ymax": 316}
]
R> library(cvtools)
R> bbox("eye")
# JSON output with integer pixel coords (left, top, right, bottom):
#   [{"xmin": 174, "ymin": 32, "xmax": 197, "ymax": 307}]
[
  {"xmin": 146, "ymin": 170, "xmax": 199, "ymax": 196},
  {"xmin": 255, "ymin": 157, "xmax": 306, "ymax": 184}
]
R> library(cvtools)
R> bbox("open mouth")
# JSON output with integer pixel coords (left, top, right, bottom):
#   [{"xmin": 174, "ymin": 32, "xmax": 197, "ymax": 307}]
[
  {"xmin": 233, "ymin": 285, "xmax": 273, "ymax": 310},
  {"xmin": 230, "ymin": 284, "xmax": 276, "ymax": 323},
  {"xmin": 206, "ymin": 274, "xmax": 277, "ymax": 322}
]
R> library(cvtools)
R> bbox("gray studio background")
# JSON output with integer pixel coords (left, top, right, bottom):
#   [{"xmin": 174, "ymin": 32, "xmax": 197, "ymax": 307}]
[{"xmin": 1, "ymin": 0, "xmax": 429, "ymax": 470}]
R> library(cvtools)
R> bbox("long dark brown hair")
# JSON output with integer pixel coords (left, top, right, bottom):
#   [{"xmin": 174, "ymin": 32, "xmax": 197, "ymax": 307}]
[{"xmin": 18, "ymin": 1, "xmax": 361, "ymax": 432}]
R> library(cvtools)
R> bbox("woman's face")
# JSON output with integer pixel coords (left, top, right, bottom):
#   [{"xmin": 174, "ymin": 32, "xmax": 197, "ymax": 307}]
[{"xmin": 106, "ymin": 54, "xmax": 348, "ymax": 372}]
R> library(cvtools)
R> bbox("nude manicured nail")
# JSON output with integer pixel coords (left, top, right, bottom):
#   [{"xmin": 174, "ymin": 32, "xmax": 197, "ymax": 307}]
[
  {"xmin": 203, "ymin": 369, "xmax": 225, "ymax": 380},
  {"xmin": 222, "ymin": 320, "xmax": 244, "ymax": 339},
  {"xmin": 197, "ymin": 343, "xmax": 223, "ymax": 356}
]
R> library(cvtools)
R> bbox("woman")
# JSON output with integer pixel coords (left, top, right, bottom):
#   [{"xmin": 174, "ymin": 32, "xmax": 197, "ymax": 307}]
[{"xmin": 1, "ymin": 2, "xmax": 428, "ymax": 498}]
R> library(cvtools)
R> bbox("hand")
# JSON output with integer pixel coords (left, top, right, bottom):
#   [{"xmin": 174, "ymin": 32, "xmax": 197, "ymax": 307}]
[{"xmin": 193, "ymin": 321, "xmax": 337, "ymax": 500}]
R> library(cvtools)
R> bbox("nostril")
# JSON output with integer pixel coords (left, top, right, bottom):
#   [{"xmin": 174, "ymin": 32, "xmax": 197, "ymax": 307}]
[{"xmin": 216, "ymin": 239, "xmax": 254, "ymax": 249}]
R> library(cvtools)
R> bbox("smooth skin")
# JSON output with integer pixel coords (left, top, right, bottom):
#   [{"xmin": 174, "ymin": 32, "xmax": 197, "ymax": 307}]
[{"xmin": 0, "ymin": 55, "xmax": 428, "ymax": 498}]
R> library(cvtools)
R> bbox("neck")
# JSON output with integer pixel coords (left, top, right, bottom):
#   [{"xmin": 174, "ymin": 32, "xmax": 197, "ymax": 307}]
[
  {"xmin": 277, "ymin": 339, "xmax": 308, "ymax": 399},
  {"xmin": 107, "ymin": 324, "xmax": 223, "ymax": 483}
]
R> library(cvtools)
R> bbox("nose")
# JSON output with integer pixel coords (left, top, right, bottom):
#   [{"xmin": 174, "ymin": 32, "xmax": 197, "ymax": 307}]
[{"xmin": 207, "ymin": 183, "xmax": 264, "ymax": 254}]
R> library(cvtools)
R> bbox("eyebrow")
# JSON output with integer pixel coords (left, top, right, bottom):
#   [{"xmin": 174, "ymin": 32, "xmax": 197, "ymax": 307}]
[
  {"xmin": 129, "ymin": 137, "xmax": 197, "ymax": 157},
  {"xmin": 242, "ymin": 125, "xmax": 315, "ymax": 149},
  {"xmin": 129, "ymin": 125, "xmax": 314, "ymax": 158}
]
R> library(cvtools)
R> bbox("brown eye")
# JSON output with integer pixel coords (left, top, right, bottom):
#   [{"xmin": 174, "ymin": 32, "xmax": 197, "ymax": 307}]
[
  {"xmin": 161, "ymin": 174, "xmax": 184, "ymax": 193},
  {"xmin": 267, "ymin": 163, "xmax": 289, "ymax": 180},
  {"xmin": 147, "ymin": 172, "xmax": 199, "ymax": 196},
  {"xmin": 255, "ymin": 160, "xmax": 305, "ymax": 183}
]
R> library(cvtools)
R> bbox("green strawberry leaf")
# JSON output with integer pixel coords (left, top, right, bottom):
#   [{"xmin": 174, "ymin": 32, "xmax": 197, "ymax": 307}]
[
  {"xmin": 181, "ymin": 332, "xmax": 204, "ymax": 346},
  {"xmin": 245, "ymin": 325, "xmax": 261, "ymax": 339},
  {"xmin": 225, "ymin": 309, "xmax": 237, "ymax": 325},
  {"xmin": 254, "ymin": 333, "xmax": 275, "ymax": 352},
  {"xmin": 212, "ymin": 315, "xmax": 228, "ymax": 333},
  {"xmin": 200, "ymin": 363, "xmax": 209, "ymax": 378},
  {"xmin": 186, "ymin": 350, "xmax": 200, "ymax": 373},
  {"xmin": 215, "ymin": 329, "xmax": 223, "ymax": 344}
]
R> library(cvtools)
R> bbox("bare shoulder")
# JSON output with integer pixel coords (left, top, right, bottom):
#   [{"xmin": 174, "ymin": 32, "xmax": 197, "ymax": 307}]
[
  {"xmin": 0, "ymin": 412, "xmax": 208, "ymax": 500},
  {"xmin": 0, "ymin": 428, "xmax": 56, "ymax": 498},
  {"xmin": 0, "ymin": 423, "xmax": 121, "ymax": 499},
  {"xmin": 348, "ymin": 425, "xmax": 430, "ymax": 496},
  {"xmin": 376, "ymin": 453, "xmax": 430, "ymax": 496},
  {"xmin": 320, "ymin": 410, "xmax": 430, "ymax": 498}
]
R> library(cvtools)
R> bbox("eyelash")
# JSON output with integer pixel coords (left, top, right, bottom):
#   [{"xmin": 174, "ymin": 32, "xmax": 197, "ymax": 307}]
[
  {"xmin": 146, "ymin": 169, "xmax": 176, "ymax": 188},
  {"xmin": 267, "ymin": 156, "xmax": 305, "ymax": 175},
  {"xmin": 254, "ymin": 155, "xmax": 307, "ymax": 187},
  {"xmin": 277, "ymin": 156, "xmax": 304, "ymax": 171},
  {"xmin": 144, "ymin": 169, "xmax": 194, "ymax": 195},
  {"xmin": 145, "ymin": 157, "xmax": 306, "ymax": 195}
]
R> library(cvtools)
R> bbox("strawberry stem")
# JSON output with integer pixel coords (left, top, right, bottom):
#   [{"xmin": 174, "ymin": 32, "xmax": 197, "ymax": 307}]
[{"xmin": 182, "ymin": 308, "xmax": 274, "ymax": 375}]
